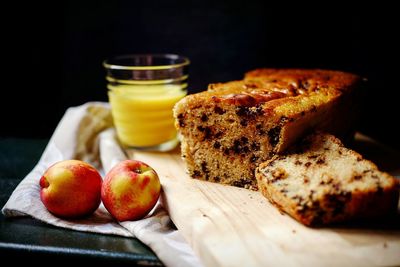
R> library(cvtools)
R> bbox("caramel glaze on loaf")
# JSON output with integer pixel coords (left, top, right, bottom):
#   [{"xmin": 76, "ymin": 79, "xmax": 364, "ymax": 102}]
[
  {"xmin": 173, "ymin": 69, "xmax": 363, "ymax": 189},
  {"xmin": 255, "ymin": 132, "xmax": 399, "ymax": 226}
]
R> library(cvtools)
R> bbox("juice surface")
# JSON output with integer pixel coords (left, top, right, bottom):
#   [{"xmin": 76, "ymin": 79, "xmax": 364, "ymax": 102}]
[{"xmin": 109, "ymin": 84, "xmax": 187, "ymax": 147}]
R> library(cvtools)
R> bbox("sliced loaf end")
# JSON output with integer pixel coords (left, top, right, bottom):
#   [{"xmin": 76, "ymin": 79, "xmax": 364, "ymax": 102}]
[{"xmin": 255, "ymin": 133, "xmax": 399, "ymax": 226}]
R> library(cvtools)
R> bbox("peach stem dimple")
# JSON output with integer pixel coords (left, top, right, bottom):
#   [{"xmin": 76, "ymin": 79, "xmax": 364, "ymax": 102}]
[
  {"xmin": 133, "ymin": 168, "xmax": 142, "ymax": 174},
  {"xmin": 40, "ymin": 176, "xmax": 50, "ymax": 188}
]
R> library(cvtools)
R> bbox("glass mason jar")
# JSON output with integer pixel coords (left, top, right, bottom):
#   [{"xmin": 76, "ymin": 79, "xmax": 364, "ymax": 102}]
[{"xmin": 103, "ymin": 54, "xmax": 190, "ymax": 151}]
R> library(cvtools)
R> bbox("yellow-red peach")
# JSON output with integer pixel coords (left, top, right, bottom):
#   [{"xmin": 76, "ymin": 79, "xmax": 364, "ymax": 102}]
[
  {"xmin": 39, "ymin": 160, "xmax": 102, "ymax": 218},
  {"xmin": 101, "ymin": 159, "xmax": 161, "ymax": 221}
]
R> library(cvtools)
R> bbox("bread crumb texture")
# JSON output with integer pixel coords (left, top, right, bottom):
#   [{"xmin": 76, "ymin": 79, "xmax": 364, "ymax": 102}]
[
  {"xmin": 256, "ymin": 132, "xmax": 399, "ymax": 226},
  {"xmin": 174, "ymin": 69, "xmax": 362, "ymax": 189}
]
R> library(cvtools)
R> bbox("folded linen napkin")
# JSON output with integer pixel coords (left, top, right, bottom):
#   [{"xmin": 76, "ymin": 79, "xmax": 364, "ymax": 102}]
[{"xmin": 2, "ymin": 102, "xmax": 203, "ymax": 267}]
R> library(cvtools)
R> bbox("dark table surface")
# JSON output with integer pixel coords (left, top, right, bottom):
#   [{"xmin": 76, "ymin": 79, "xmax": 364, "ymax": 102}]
[{"xmin": 0, "ymin": 138, "xmax": 162, "ymax": 266}]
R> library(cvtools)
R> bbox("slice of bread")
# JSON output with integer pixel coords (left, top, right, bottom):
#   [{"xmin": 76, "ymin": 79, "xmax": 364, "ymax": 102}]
[
  {"xmin": 173, "ymin": 69, "xmax": 362, "ymax": 189},
  {"xmin": 255, "ymin": 132, "xmax": 399, "ymax": 226}
]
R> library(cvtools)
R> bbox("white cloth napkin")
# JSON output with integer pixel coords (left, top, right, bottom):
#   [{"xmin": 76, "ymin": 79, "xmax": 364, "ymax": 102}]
[{"xmin": 2, "ymin": 102, "xmax": 203, "ymax": 267}]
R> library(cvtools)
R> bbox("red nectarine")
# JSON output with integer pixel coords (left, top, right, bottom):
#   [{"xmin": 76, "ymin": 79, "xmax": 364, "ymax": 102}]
[
  {"xmin": 101, "ymin": 159, "xmax": 161, "ymax": 221},
  {"xmin": 39, "ymin": 160, "xmax": 102, "ymax": 218}
]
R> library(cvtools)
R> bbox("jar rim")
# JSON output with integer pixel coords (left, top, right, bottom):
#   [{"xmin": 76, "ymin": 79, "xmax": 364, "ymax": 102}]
[{"xmin": 103, "ymin": 54, "xmax": 190, "ymax": 70}]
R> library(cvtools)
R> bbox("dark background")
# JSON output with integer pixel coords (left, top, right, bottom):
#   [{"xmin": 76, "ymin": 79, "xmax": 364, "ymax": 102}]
[{"xmin": 3, "ymin": 1, "xmax": 399, "ymax": 149}]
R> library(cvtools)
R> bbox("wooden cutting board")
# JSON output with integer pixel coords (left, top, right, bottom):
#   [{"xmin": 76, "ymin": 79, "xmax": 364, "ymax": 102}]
[{"xmin": 128, "ymin": 134, "xmax": 400, "ymax": 267}]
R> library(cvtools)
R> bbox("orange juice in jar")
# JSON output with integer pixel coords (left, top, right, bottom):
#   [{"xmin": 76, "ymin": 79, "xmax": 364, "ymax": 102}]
[{"xmin": 103, "ymin": 54, "xmax": 189, "ymax": 151}]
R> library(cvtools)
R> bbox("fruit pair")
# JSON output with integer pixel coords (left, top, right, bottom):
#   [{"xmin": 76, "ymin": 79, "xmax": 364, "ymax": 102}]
[{"xmin": 39, "ymin": 159, "xmax": 161, "ymax": 221}]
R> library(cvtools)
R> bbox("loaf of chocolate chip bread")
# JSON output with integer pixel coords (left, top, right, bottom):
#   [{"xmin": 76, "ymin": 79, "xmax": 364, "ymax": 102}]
[
  {"xmin": 255, "ymin": 132, "xmax": 399, "ymax": 226},
  {"xmin": 173, "ymin": 69, "xmax": 362, "ymax": 189}
]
